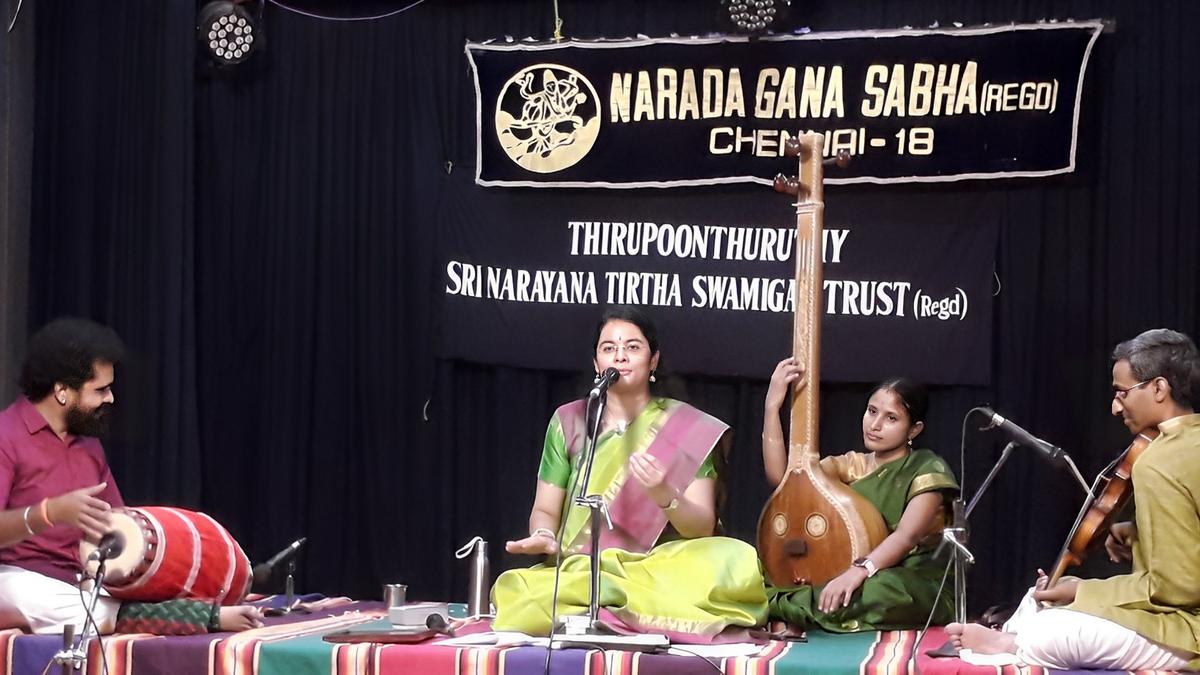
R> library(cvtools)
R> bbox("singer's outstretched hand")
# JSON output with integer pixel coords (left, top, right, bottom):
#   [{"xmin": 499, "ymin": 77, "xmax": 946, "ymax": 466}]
[
  {"xmin": 48, "ymin": 483, "xmax": 112, "ymax": 541},
  {"xmin": 505, "ymin": 533, "xmax": 558, "ymax": 556}
]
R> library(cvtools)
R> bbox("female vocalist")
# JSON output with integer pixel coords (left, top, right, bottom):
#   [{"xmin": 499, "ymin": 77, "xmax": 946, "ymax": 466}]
[
  {"xmin": 491, "ymin": 306, "xmax": 767, "ymax": 639},
  {"xmin": 762, "ymin": 358, "xmax": 958, "ymax": 631}
]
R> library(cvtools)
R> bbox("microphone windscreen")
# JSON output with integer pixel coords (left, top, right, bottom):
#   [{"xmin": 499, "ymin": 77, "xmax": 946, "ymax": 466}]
[
  {"xmin": 108, "ymin": 532, "xmax": 126, "ymax": 558},
  {"xmin": 252, "ymin": 563, "xmax": 272, "ymax": 587},
  {"xmin": 93, "ymin": 531, "xmax": 125, "ymax": 560}
]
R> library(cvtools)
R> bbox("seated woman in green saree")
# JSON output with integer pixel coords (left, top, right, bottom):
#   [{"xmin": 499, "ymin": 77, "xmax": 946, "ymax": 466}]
[
  {"xmin": 762, "ymin": 359, "xmax": 958, "ymax": 632},
  {"xmin": 491, "ymin": 307, "xmax": 767, "ymax": 641}
]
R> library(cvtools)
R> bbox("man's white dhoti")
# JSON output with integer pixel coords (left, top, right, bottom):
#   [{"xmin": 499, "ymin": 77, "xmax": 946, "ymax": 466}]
[
  {"xmin": 958, "ymin": 586, "xmax": 1191, "ymax": 670},
  {"xmin": 0, "ymin": 564, "xmax": 119, "ymax": 635}
]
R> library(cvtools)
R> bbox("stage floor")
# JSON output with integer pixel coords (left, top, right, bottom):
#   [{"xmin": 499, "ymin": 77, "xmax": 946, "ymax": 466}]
[{"xmin": 0, "ymin": 598, "xmax": 1164, "ymax": 675}]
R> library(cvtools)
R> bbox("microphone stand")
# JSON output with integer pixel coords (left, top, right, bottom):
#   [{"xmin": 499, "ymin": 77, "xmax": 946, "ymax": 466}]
[
  {"xmin": 556, "ymin": 391, "xmax": 607, "ymax": 637},
  {"xmin": 947, "ymin": 440, "xmax": 1019, "ymax": 622},
  {"xmin": 54, "ymin": 559, "xmax": 109, "ymax": 673},
  {"xmin": 284, "ymin": 559, "xmax": 309, "ymax": 614},
  {"xmin": 267, "ymin": 560, "xmax": 310, "ymax": 616},
  {"xmin": 925, "ymin": 440, "xmax": 1018, "ymax": 658},
  {"xmin": 926, "ymin": 408, "xmax": 1101, "ymax": 658},
  {"xmin": 51, "ymin": 623, "xmax": 80, "ymax": 675},
  {"xmin": 551, "ymin": 391, "xmax": 667, "ymax": 652}
]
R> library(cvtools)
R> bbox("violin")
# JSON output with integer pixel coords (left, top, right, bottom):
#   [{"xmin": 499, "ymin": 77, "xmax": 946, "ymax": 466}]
[{"xmin": 1046, "ymin": 429, "xmax": 1158, "ymax": 586}]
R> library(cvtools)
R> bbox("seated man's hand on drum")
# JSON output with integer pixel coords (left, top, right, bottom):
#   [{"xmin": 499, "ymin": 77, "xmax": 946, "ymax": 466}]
[
  {"xmin": 505, "ymin": 530, "xmax": 559, "ymax": 556},
  {"xmin": 48, "ymin": 482, "xmax": 112, "ymax": 541},
  {"xmin": 219, "ymin": 606, "xmax": 265, "ymax": 632}
]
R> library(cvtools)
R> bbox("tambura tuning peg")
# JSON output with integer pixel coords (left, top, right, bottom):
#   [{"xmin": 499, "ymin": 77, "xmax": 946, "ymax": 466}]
[
  {"xmin": 782, "ymin": 136, "xmax": 805, "ymax": 159},
  {"xmin": 823, "ymin": 149, "xmax": 852, "ymax": 169},
  {"xmin": 773, "ymin": 173, "xmax": 800, "ymax": 196}
]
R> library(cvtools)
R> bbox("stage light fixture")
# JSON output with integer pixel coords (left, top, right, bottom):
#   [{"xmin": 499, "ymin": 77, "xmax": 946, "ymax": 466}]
[
  {"xmin": 721, "ymin": 0, "xmax": 790, "ymax": 34},
  {"xmin": 197, "ymin": 1, "xmax": 260, "ymax": 66}
]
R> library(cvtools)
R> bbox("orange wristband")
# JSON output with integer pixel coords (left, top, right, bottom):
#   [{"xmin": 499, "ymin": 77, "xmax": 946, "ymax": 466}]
[{"xmin": 38, "ymin": 498, "xmax": 52, "ymax": 528}]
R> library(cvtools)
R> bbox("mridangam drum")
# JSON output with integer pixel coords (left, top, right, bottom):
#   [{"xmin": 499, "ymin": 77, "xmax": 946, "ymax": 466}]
[{"xmin": 79, "ymin": 506, "xmax": 252, "ymax": 605}]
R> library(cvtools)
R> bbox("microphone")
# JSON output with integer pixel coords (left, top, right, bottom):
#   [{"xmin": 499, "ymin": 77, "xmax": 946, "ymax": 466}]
[
  {"xmin": 978, "ymin": 407, "xmax": 1065, "ymax": 462},
  {"xmin": 253, "ymin": 537, "xmax": 307, "ymax": 586},
  {"xmin": 588, "ymin": 367, "xmax": 620, "ymax": 399},
  {"xmin": 425, "ymin": 613, "xmax": 456, "ymax": 637},
  {"xmin": 86, "ymin": 532, "xmax": 125, "ymax": 562}
]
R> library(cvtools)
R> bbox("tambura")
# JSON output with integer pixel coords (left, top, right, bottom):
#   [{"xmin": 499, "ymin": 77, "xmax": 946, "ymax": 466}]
[{"xmin": 79, "ymin": 507, "xmax": 252, "ymax": 605}]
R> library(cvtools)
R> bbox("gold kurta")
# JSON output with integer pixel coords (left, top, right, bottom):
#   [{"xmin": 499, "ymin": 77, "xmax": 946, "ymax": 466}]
[{"xmin": 1069, "ymin": 413, "xmax": 1200, "ymax": 667}]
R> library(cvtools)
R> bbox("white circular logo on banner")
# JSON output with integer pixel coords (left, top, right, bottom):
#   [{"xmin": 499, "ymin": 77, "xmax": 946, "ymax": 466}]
[{"xmin": 494, "ymin": 64, "xmax": 600, "ymax": 173}]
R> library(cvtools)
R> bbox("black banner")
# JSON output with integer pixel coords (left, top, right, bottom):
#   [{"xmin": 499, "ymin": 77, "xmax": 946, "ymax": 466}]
[
  {"xmin": 468, "ymin": 22, "xmax": 1101, "ymax": 188},
  {"xmin": 436, "ymin": 175, "xmax": 997, "ymax": 385}
]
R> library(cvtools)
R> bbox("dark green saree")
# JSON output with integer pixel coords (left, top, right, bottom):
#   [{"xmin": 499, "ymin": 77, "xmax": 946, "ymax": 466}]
[{"xmin": 768, "ymin": 448, "xmax": 959, "ymax": 632}]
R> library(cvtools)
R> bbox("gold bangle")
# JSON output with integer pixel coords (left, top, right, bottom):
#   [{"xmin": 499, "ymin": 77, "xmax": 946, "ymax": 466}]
[
  {"xmin": 531, "ymin": 527, "xmax": 556, "ymax": 540},
  {"xmin": 21, "ymin": 506, "xmax": 35, "ymax": 536}
]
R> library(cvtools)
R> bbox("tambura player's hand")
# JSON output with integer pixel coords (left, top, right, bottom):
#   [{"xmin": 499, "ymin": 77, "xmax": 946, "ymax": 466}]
[
  {"xmin": 766, "ymin": 357, "xmax": 806, "ymax": 412},
  {"xmin": 818, "ymin": 565, "xmax": 869, "ymax": 613},
  {"xmin": 47, "ymin": 483, "xmax": 112, "ymax": 541}
]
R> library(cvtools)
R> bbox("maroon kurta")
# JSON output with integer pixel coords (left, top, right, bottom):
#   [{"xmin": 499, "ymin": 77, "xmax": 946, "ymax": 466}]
[{"xmin": 0, "ymin": 397, "xmax": 124, "ymax": 584}]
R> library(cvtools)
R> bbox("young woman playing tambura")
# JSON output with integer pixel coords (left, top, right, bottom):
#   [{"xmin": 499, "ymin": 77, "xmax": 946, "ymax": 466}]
[{"xmin": 762, "ymin": 358, "xmax": 958, "ymax": 632}]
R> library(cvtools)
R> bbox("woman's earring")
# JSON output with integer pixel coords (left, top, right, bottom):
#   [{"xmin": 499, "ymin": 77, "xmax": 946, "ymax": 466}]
[
  {"xmin": 907, "ymin": 438, "xmax": 914, "ymax": 448},
  {"xmin": 649, "ymin": 370, "xmax": 657, "ymax": 383},
  {"xmin": 594, "ymin": 372, "xmax": 601, "ymax": 383}
]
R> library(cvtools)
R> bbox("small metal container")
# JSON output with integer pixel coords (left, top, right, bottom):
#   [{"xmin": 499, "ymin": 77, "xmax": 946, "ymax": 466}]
[{"xmin": 383, "ymin": 583, "xmax": 407, "ymax": 607}]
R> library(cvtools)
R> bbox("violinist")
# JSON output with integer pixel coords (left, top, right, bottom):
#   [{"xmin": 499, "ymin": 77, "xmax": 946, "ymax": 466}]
[
  {"xmin": 763, "ymin": 358, "xmax": 959, "ymax": 632},
  {"xmin": 948, "ymin": 328, "xmax": 1200, "ymax": 670}
]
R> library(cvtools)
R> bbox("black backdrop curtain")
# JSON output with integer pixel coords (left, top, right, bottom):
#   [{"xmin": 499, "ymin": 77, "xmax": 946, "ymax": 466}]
[{"xmin": 25, "ymin": 0, "xmax": 1200, "ymax": 613}]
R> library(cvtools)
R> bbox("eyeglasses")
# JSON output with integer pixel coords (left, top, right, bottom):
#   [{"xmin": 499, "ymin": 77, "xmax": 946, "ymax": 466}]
[{"xmin": 1113, "ymin": 379, "xmax": 1154, "ymax": 400}]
